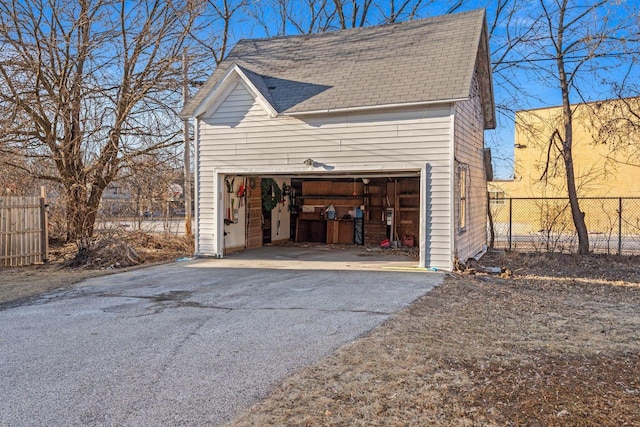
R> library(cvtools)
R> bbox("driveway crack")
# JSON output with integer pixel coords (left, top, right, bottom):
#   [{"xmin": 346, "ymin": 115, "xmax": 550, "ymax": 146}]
[
  {"xmin": 240, "ymin": 307, "xmax": 392, "ymax": 315},
  {"xmin": 99, "ymin": 293, "xmax": 391, "ymax": 315}
]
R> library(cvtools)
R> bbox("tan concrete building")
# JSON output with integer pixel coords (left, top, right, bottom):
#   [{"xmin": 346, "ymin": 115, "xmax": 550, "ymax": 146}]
[
  {"xmin": 490, "ymin": 98, "xmax": 640, "ymax": 200},
  {"xmin": 489, "ymin": 98, "xmax": 640, "ymax": 242}
]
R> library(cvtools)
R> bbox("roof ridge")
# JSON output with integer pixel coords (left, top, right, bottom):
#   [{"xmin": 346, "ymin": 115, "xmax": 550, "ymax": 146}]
[{"xmin": 232, "ymin": 8, "xmax": 486, "ymax": 45}]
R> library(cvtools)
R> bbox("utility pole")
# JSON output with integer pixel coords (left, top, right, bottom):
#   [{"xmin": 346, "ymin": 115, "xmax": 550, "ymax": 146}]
[{"xmin": 182, "ymin": 47, "xmax": 192, "ymax": 238}]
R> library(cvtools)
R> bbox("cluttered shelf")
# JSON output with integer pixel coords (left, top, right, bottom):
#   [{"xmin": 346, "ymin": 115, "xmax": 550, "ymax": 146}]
[{"xmin": 298, "ymin": 195, "xmax": 366, "ymax": 200}]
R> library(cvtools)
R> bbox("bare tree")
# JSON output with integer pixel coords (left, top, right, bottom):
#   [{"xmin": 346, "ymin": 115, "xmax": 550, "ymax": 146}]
[
  {"xmin": 334, "ymin": 0, "xmax": 466, "ymax": 28},
  {"xmin": 115, "ymin": 153, "xmax": 183, "ymax": 229},
  {"xmin": 281, "ymin": 0, "xmax": 336, "ymax": 34},
  {"xmin": 0, "ymin": 0, "xmax": 197, "ymax": 242},
  {"xmin": 245, "ymin": 0, "xmax": 471, "ymax": 37},
  {"xmin": 189, "ymin": 0, "xmax": 248, "ymax": 66},
  {"xmin": 594, "ymin": 92, "xmax": 640, "ymax": 168},
  {"xmin": 519, "ymin": 0, "xmax": 636, "ymax": 254},
  {"xmin": 333, "ymin": 0, "xmax": 374, "ymax": 28},
  {"xmin": 0, "ymin": 151, "xmax": 40, "ymax": 196},
  {"xmin": 483, "ymin": 0, "xmax": 541, "ymax": 177}
]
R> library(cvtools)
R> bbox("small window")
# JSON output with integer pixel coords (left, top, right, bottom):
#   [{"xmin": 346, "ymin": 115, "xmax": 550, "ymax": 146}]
[
  {"xmin": 489, "ymin": 190, "xmax": 505, "ymax": 205},
  {"xmin": 459, "ymin": 166, "xmax": 467, "ymax": 233}
]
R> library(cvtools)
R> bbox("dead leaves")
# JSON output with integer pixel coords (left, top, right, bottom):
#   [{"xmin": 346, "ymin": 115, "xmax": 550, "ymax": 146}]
[{"xmin": 228, "ymin": 251, "xmax": 640, "ymax": 426}]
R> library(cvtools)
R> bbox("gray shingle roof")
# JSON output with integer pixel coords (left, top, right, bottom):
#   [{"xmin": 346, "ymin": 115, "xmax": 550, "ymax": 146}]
[
  {"xmin": 182, "ymin": 9, "xmax": 493, "ymax": 126},
  {"xmin": 236, "ymin": 65, "xmax": 278, "ymax": 110}
]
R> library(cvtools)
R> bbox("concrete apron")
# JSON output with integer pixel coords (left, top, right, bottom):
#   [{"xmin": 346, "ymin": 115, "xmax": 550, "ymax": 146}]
[{"xmin": 213, "ymin": 244, "xmax": 426, "ymax": 272}]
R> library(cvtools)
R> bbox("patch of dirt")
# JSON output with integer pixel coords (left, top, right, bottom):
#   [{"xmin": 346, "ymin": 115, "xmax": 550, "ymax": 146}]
[
  {"xmin": 228, "ymin": 251, "xmax": 640, "ymax": 426},
  {"xmin": 0, "ymin": 231, "xmax": 193, "ymax": 307},
  {"xmin": 279, "ymin": 241, "xmax": 420, "ymax": 259},
  {"xmin": 0, "ymin": 265, "xmax": 106, "ymax": 309}
]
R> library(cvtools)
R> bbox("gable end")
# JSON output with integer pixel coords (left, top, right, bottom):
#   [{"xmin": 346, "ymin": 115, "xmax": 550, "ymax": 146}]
[{"xmin": 191, "ymin": 64, "xmax": 278, "ymax": 119}]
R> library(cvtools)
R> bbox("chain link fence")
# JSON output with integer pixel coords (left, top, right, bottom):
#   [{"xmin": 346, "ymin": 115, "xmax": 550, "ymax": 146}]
[
  {"xmin": 489, "ymin": 197, "xmax": 640, "ymax": 255},
  {"xmin": 95, "ymin": 197, "xmax": 190, "ymax": 235}
]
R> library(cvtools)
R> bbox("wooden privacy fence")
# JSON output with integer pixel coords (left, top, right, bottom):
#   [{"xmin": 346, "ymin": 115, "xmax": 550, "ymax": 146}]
[{"xmin": 0, "ymin": 189, "xmax": 49, "ymax": 267}]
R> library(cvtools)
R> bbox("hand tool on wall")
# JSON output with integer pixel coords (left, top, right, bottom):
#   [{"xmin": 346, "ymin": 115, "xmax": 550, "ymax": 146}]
[
  {"xmin": 237, "ymin": 179, "xmax": 246, "ymax": 208},
  {"xmin": 225, "ymin": 176, "xmax": 232, "ymax": 221},
  {"xmin": 225, "ymin": 177, "xmax": 234, "ymax": 193},
  {"xmin": 232, "ymin": 198, "xmax": 238, "ymax": 223}
]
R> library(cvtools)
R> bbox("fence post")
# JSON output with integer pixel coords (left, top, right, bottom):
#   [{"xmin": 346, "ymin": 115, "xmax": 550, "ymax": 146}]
[
  {"xmin": 618, "ymin": 197, "xmax": 622, "ymax": 256},
  {"xmin": 40, "ymin": 186, "xmax": 49, "ymax": 263},
  {"xmin": 508, "ymin": 198, "xmax": 513, "ymax": 251}
]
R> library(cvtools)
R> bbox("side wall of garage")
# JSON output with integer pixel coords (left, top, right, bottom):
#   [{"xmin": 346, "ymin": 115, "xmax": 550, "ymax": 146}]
[
  {"xmin": 453, "ymin": 72, "xmax": 488, "ymax": 262},
  {"xmin": 196, "ymin": 80, "xmax": 455, "ymax": 270}
]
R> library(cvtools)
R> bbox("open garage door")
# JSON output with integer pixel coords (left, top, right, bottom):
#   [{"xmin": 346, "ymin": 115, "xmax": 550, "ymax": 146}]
[{"xmin": 220, "ymin": 174, "xmax": 421, "ymax": 255}]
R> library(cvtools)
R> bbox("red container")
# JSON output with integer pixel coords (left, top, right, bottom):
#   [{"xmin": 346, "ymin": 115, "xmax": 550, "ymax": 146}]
[{"xmin": 402, "ymin": 235, "xmax": 415, "ymax": 247}]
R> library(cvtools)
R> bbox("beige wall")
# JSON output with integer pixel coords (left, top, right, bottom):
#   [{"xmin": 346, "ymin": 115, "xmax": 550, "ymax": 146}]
[
  {"xmin": 220, "ymin": 176, "xmax": 247, "ymax": 251},
  {"xmin": 490, "ymin": 98, "xmax": 640, "ymax": 198},
  {"xmin": 221, "ymin": 176, "xmax": 292, "ymax": 252}
]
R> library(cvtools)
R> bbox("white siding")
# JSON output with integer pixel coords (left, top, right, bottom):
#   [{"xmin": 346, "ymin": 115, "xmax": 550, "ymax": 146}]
[
  {"xmin": 453, "ymin": 72, "xmax": 488, "ymax": 262},
  {"xmin": 196, "ymin": 80, "xmax": 454, "ymax": 269}
]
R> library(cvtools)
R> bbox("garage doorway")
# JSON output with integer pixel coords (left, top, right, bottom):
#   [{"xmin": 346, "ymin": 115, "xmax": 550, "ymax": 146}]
[{"xmin": 222, "ymin": 175, "xmax": 421, "ymax": 255}]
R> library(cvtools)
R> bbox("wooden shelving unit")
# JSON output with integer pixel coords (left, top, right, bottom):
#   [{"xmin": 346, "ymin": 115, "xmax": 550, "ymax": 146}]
[
  {"xmin": 292, "ymin": 178, "xmax": 421, "ymax": 245},
  {"xmin": 395, "ymin": 193, "xmax": 419, "ymax": 239},
  {"xmin": 298, "ymin": 195, "xmax": 364, "ymax": 207},
  {"xmin": 363, "ymin": 183, "xmax": 387, "ymax": 245}
]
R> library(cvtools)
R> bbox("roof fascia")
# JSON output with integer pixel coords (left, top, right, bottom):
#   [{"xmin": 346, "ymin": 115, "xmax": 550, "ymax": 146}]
[
  {"xmin": 283, "ymin": 98, "xmax": 467, "ymax": 117},
  {"xmin": 477, "ymin": 15, "xmax": 496, "ymax": 129},
  {"xmin": 193, "ymin": 64, "xmax": 278, "ymax": 119}
]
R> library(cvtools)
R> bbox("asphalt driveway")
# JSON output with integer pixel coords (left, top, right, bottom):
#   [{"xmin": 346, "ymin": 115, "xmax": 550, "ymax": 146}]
[{"xmin": 0, "ymin": 247, "xmax": 442, "ymax": 426}]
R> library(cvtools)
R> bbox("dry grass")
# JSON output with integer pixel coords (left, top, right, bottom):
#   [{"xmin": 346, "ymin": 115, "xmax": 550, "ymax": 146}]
[
  {"xmin": 2, "ymin": 244, "xmax": 639, "ymax": 425},
  {"xmin": 0, "ymin": 231, "xmax": 192, "ymax": 307},
  {"xmin": 228, "ymin": 251, "xmax": 640, "ymax": 426}
]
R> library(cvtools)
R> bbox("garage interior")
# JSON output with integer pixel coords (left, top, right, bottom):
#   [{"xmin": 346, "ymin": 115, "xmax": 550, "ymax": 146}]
[{"xmin": 221, "ymin": 175, "xmax": 421, "ymax": 254}]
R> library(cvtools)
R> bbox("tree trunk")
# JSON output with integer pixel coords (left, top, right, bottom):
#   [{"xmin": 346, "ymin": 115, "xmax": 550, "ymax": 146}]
[
  {"xmin": 66, "ymin": 188, "xmax": 90, "ymax": 242},
  {"xmin": 487, "ymin": 192, "xmax": 495, "ymax": 248},
  {"xmin": 563, "ymin": 127, "xmax": 590, "ymax": 254},
  {"xmin": 64, "ymin": 183, "xmax": 104, "ymax": 242},
  {"xmin": 557, "ymin": 56, "xmax": 590, "ymax": 254}
]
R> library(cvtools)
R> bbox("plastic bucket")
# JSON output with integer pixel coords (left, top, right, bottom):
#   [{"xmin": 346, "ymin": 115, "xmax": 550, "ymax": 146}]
[{"xmin": 402, "ymin": 235, "xmax": 415, "ymax": 247}]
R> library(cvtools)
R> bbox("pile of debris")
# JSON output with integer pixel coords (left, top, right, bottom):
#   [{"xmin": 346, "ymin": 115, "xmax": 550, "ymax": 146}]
[
  {"xmin": 456, "ymin": 249, "xmax": 513, "ymax": 278},
  {"xmin": 364, "ymin": 244, "xmax": 419, "ymax": 258},
  {"xmin": 65, "ymin": 237, "xmax": 141, "ymax": 269},
  {"xmin": 63, "ymin": 230, "xmax": 192, "ymax": 269}
]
